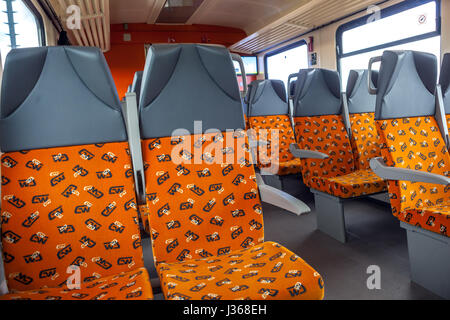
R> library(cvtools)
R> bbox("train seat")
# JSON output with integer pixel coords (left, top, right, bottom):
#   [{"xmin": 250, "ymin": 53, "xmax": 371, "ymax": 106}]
[
  {"xmin": 372, "ymin": 50, "xmax": 450, "ymax": 238},
  {"xmin": 139, "ymin": 44, "xmax": 324, "ymax": 300},
  {"xmin": 345, "ymin": 70, "xmax": 384, "ymax": 170},
  {"xmin": 0, "ymin": 47, "xmax": 153, "ymax": 300},
  {"xmin": 293, "ymin": 69, "xmax": 386, "ymax": 199},
  {"xmin": 291, "ymin": 68, "xmax": 387, "ymax": 242},
  {"xmin": 247, "ymin": 80, "xmax": 302, "ymax": 176},
  {"xmin": 440, "ymin": 53, "xmax": 450, "ymax": 133},
  {"xmin": 371, "ymin": 50, "xmax": 450, "ymax": 299}
]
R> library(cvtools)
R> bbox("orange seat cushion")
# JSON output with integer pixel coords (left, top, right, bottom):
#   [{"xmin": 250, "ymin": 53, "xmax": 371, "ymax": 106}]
[
  {"xmin": 249, "ymin": 115, "xmax": 301, "ymax": 175},
  {"xmin": 310, "ymin": 169, "xmax": 387, "ymax": 198},
  {"xmin": 0, "ymin": 268, "xmax": 153, "ymax": 300},
  {"xmin": 295, "ymin": 115, "xmax": 386, "ymax": 198},
  {"xmin": 350, "ymin": 113, "xmax": 383, "ymax": 170},
  {"xmin": 377, "ymin": 116, "xmax": 450, "ymax": 238},
  {"xmin": 1, "ymin": 142, "xmax": 145, "ymax": 292},
  {"xmin": 157, "ymin": 242, "xmax": 324, "ymax": 300},
  {"xmin": 398, "ymin": 203, "xmax": 450, "ymax": 237}
]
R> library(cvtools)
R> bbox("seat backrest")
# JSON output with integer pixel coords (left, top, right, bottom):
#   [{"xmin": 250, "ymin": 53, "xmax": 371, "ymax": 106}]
[
  {"xmin": 440, "ymin": 53, "xmax": 450, "ymax": 127},
  {"xmin": 139, "ymin": 44, "xmax": 264, "ymax": 265},
  {"xmin": 0, "ymin": 47, "xmax": 144, "ymax": 292},
  {"xmin": 131, "ymin": 71, "xmax": 143, "ymax": 105},
  {"xmin": 346, "ymin": 69, "xmax": 382, "ymax": 170},
  {"xmin": 293, "ymin": 68, "xmax": 355, "ymax": 183},
  {"xmin": 246, "ymin": 80, "xmax": 296, "ymax": 168},
  {"xmin": 375, "ymin": 50, "xmax": 447, "ymax": 215}
]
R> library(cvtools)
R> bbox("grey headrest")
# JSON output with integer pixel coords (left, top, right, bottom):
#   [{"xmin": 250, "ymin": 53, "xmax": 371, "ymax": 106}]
[
  {"xmin": 375, "ymin": 50, "xmax": 437, "ymax": 120},
  {"xmin": 346, "ymin": 69, "xmax": 378, "ymax": 114},
  {"xmin": 293, "ymin": 68, "xmax": 342, "ymax": 117},
  {"xmin": 440, "ymin": 53, "xmax": 450, "ymax": 114},
  {"xmin": 0, "ymin": 46, "xmax": 125, "ymax": 152},
  {"xmin": 247, "ymin": 80, "xmax": 288, "ymax": 117},
  {"xmin": 139, "ymin": 44, "xmax": 245, "ymax": 139},
  {"xmin": 131, "ymin": 71, "xmax": 143, "ymax": 104}
]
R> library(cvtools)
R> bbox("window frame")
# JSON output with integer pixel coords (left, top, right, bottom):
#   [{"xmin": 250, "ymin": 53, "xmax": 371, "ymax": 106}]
[
  {"xmin": 264, "ymin": 39, "xmax": 308, "ymax": 79},
  {"xmin": 336, "ymin": 0, "xmax": 441, "ymax": 74}
]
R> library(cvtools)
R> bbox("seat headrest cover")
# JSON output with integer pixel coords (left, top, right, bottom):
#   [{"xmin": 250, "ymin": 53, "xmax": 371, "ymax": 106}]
[
  {"xmin": 346, "ymin": 69, "xmax": 378, "ymax": 114},
  {"xmin": 0, "ymin": 46, "xmax": 125, "ymax": 152},
  {"xmin": 131, "ymin": 71, "xmax": 143, "ymax": 104},
  {"xmin": 139, "ymin": 44, "xmax": 245, "ymax": 138},
  {"xmin": 247, "ymin": 80, "xmax": 288, "ymax": 117},
  {"xmin": 293, "ymin": 68, "xmax": 342, "ymax": 117},
  {"xmin": 375, "ymin": 50, "xmax": 437, "ymax": 120},
  {"xmin": 440, "ymin": 53, "xmax": 450, "ymax": 114}
]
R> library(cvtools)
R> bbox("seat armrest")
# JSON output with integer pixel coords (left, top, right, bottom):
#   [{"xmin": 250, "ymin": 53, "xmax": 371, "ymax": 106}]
[
  {"xmin": 370, "ymin": 157, "xmax": 450, "ymax": 185},
  {"xmin": 289, "ymin": 143, "xmax": 329, "ymax": 160}
]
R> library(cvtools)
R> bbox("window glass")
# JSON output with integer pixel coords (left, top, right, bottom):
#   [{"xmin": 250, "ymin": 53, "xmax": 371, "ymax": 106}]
[
  {"xmin": 0, "ymin": 0, "xmax": 41, "ymax": 66},
  {"xmin": 340, "ymin": 36, "xmax": 441, "ymax": 87},
  {"xmin": 337, "ymin": 0, "xmax": 440, "ymax": 88},
  {"xmin": 266, "ymin": 43, "xmax": 308, "ymax": 89},
  {"xmin": 342, "ymin": 1, "xmax": 437, "ymax": 54}
]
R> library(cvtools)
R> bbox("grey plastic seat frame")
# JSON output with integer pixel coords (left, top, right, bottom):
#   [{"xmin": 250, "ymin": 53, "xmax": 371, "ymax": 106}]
[{"xmin": 368, "ymin": 50, "xmax": 450, "ymax": 299}]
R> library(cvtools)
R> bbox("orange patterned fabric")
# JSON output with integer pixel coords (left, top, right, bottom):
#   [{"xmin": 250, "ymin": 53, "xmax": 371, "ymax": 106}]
[
  {"xmin": 376, "ymin": 117, "xmax": 450, "ymax": 237},
  {"xmin": 376, "ymin": 117, "xmax": 450, "ymax": 211},
  {"xmin": 249, "ymin": 115, "xmax": 302, "ymax": 176},
  {"xmin": 294, "ymin": 115, "xmax": 356, "ymax": 183},
  {"xmin": 142, "ymin": 132, "xmax": 265, "ymax": 265},
  {"xmin": 350, "ymin": 113, "xmax": 382, "ymax": 170},
  {"xmin": 1, "ymin": 142, "xmax": 149, "ymax": 295},
  {"xmin": 142, "ymin": 132, "xmax": 324, "ymax": 300},
  {"xmin": 0, "ymin": 268, "xmax": 153, "ymax": 300},
  {"xmin": 310, "ymin": 169, "xmax": 386, "ymax": 199},
  {"xmin": 157, "ymin": 242, "xmax": 324, "ymax": 300},
  {"xmin": 294, "ymin": 115, "xmax": 385, "ymax": 198}
]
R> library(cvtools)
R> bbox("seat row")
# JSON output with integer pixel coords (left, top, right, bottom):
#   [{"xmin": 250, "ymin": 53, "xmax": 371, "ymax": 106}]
[
  {"xmin": 240, "ymin": 51, "xmax": 450, "ymax": 298},
  {"xmin": 0, "ymin": 44, "xmax": 325, "ymax": 300}
]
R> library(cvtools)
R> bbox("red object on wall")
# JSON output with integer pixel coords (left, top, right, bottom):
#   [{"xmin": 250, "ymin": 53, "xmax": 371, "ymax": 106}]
[
  {"xmin": 104, "ymin": 24, "xmax": 247, "ymax": 99},
  {"xmin": 308, "ymin": 36, "xmax": 314, "ymax": 52}
]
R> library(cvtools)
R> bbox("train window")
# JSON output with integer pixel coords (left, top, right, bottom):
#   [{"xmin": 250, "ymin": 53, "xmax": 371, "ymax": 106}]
[
  {"xmin": 0, "ymin": 0, "xmax": 44, "ymax": 66},
  {"xmin": 337, "ymin": 0, "xmax": 441, "ymax": 87},
  {"xmin": 265, "ymin": 40, "xmax": 308, "ymax": 88}
]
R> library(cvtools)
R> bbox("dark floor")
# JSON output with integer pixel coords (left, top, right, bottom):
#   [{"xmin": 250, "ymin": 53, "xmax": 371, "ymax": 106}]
[{"xmin": 143, "ymin": 176, "xmax": 441, "ymax": 300}]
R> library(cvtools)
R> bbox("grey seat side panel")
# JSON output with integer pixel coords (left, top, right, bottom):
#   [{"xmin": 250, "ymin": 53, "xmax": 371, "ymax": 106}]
[
  {"xmin": 346, "ymin": 70, "xmax": 378, "ymax": 114},
  {"xmin": 140, "ymin": 44, "xmax": 245, "ymax": 139},
  {"xmin": 140, "ymin": 45, "xmax": 182, "ymax": 109},
  {"xmin": 294, "ymin": 68, "xmax": 342, "ymax": 117},
  {"xmin": 131, "ymin": 71, "xmax": 143, "ymax": 103},
  {"xmin": 440, "ymin": 53, "xmax": 450, "ymax": 114},
  {"xmin": 0, "ymin": 47, "xmax": 47, "ymax": 118},
  {"xmin": 248, "ymin": 80, "xmax": 289, "ymax": 117},
  {"xmin": 375, "ymin": 51, "xmax": 436, "ymax": 120},
  {"xmin": 0, "ymin": 47, "xmax": 126, "ymax": 152}
]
